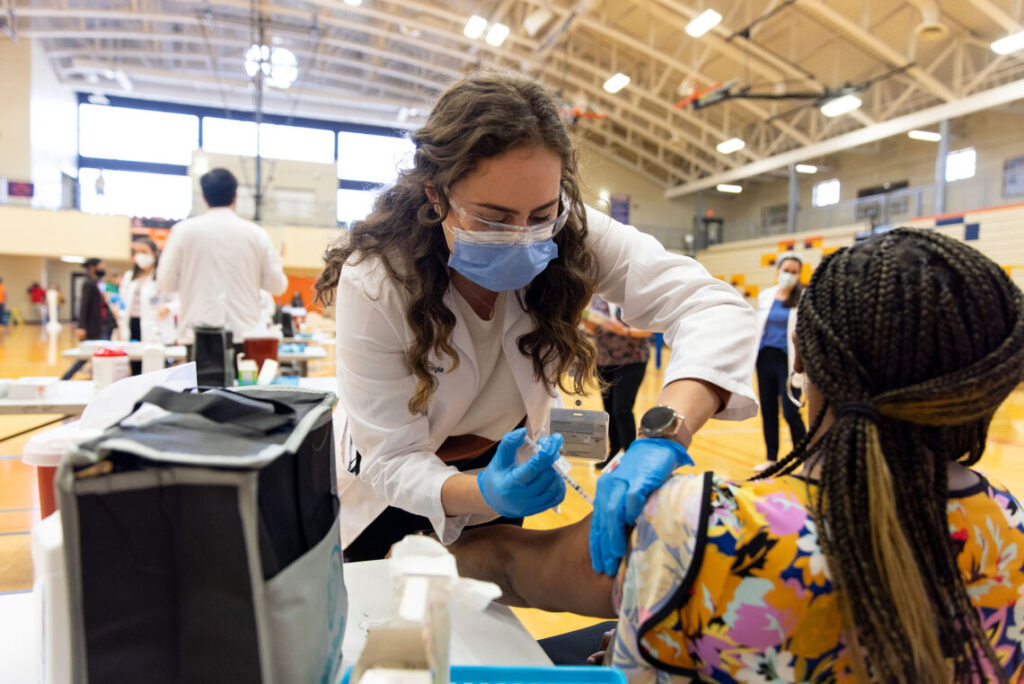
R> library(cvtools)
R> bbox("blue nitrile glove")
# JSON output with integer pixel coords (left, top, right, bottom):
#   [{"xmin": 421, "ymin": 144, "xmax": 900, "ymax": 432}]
[
  {"xmin": 590, "ymin": 437, "xmax": 692, "ymax": 575},
  {"xmin": 477, "ymin": 428, "xmax": 567, "ymax": 518}
]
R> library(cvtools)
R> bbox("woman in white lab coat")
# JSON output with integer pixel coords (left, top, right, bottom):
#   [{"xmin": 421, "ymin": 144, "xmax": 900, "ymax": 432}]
[
  {"xmin": 316, "ymin": 72, "xmax": 759, "ymax": 567},
  {"xmin": 119, "ymin": 238, "xmax": 176, "ymax": 374}
]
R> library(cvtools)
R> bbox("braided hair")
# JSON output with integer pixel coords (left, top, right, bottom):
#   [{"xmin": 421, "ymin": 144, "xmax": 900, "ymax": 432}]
[{"xmin": 756, "ymin": 228, "xmax": 1024, "ymax": 682}]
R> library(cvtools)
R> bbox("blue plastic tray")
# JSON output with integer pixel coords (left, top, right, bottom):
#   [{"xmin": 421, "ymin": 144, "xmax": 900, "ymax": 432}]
[{"xmin": 341, "ymin": 665, "xmax": 626, "ymax": 683}]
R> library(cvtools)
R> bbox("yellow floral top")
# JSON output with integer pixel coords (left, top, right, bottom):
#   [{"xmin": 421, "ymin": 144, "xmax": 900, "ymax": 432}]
[{"xmin": 610, "ymin": 471, "xmax": 1024, "ymax": 682}]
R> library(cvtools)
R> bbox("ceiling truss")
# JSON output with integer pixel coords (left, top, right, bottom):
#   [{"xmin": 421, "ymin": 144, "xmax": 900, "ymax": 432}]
[{"xmin": 7, "ymin": 0, "xmax": 1024, "ymax": 197}]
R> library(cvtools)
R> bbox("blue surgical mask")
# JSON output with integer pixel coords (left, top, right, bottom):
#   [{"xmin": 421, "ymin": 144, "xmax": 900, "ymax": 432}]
[
  {"xmin": 448, "ymin": 230, "xmax": 559, "ymax": 291},
  {"xmin": 444, "ymin": 194, "xmax": 569, "ymax": 292}
]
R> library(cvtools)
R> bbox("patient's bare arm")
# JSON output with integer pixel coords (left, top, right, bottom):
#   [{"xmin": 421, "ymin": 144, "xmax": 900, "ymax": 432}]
[{"xmin": 450, "ymin": 514, "xmax": 617, "ymax": 619}]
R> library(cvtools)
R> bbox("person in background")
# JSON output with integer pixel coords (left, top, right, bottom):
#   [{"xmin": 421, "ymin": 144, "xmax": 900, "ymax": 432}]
[
  {"xmin": 290, "ymin": 290, "xmax": 304, "ymax": 308},
  {"xmin": 451, "ymin": 229, "xmax": 1024, "ymax": 683},
  {"xmin": 28, "ymin": 282, "xmax": 47, "ymax": 325},
  {"xmin": 61, "ymin": 258, "xmax": 115, "ymax": 379},
  {"xmin": 581, "ymin": 295, "xmax": 652, "ymax": 470},
  {"xmin": 0, "ymin": 276, "xmax": 6, "ymax": 327},
  {"xmin": 119, "ymin": 238, "xmax": 175, "ymax": 374},
  {"xmin": 158, "ymin": 168, "xmax": 288, "ymax": 345},
  {"xmin": 754, "ymin": 252, "xmax": 806, "ymax": 469}
]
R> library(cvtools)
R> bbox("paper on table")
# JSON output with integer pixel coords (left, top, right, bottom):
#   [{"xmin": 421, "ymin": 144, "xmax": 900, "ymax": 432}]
[
  {"xmin": 78, "ymin": 362, "xmax": 197, "ymax": 431},
  {"xmin": 389, "ymin": 536, "xmax": 502, "ymax": 614}
]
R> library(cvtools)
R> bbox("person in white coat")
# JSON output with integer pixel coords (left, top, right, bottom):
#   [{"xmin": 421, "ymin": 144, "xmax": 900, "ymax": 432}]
[
  {"xmin": 119, "ymin": 239, "xmax": 177, "ymax": 374},
  {"xmin": 754, "ymin": 252, "xmax": 807, "ymax": 466},
  {"xmin": 315, "ymin": 72, "xmax": 759, "ymax": 568}
]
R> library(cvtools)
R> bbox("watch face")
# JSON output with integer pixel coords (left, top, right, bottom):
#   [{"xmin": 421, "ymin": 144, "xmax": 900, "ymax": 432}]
[{"xmin": 642, "ymin": 406, "xmax": 676, "ymax": 434}]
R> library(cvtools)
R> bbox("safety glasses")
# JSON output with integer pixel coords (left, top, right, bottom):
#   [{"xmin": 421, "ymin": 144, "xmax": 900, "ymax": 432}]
[{"xmin": 447, "ymin": 194, "xmax": 570, "ymax": 243}]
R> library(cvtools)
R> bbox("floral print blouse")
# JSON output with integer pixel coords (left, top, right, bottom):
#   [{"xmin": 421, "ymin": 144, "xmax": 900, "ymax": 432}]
[{"xmin": 610, "ymin": 471, "xmax": 1024, "ymax": 682}]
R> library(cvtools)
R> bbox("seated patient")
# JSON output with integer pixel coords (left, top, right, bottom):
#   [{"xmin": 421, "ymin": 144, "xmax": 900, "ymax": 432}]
[{"xmin": 452, "ymin": 228, "xmax": 1024, "ymax": 683}]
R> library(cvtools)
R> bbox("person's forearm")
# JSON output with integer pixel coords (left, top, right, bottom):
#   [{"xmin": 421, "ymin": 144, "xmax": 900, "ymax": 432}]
[
  {"xmin": 658, "ymin": 378, "xmax": 730, "ymax": 448},
  {"xmin": 451, "ymin": 518, "xmax": 616, "ymax": 617},
  {"xmin": 440, "ymin": 472, "xmax": 493, "ymax": 517}
]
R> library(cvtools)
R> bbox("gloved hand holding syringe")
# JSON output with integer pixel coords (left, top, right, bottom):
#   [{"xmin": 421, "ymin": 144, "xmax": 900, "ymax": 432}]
[{"xmin": 523, "ymin": 435, "xmax": 594, "ymax": 507}]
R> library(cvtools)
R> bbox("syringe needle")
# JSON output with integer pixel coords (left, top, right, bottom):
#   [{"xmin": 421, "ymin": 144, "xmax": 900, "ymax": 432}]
[{"xmin": 524, "ymin": 436, "xmax": 594, "ymax": 507}]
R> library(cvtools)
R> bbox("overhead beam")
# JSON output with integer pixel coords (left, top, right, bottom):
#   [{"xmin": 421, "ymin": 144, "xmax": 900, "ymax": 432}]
[
  {"xmin": 577, "ymin": 15, "xmax": 815, "ymax": 148},
  {"xmin": 970, "ymin": 0, "xmax": 1023, "ymax": 33},
  {"xmin": 666, "ymin": 78, "xmax": 1024, "ymax": 197},
  {"xmin": 794, "ymin": 0, "xmax": 956, "ymax": 102}
]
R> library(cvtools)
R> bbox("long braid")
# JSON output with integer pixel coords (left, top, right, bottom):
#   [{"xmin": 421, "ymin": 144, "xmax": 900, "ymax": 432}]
[{"xmin": 756, "ymin": 228, "xmax": 1024, "ymax": 682}]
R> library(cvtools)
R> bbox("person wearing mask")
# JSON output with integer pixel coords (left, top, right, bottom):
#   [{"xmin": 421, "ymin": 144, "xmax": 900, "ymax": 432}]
[
  {"xmin": 119, "ymin": 238, "xmax": 175, "ymax": 374},
  {"xmin": 451, "ymin": 229, "xmax": 1024, "ymax": 683},
  {"xmin": 581, "ymin": 295, "xmax": 653, "ymax": 470},
  {"xmin": 315, "ymin": 72, "xmax": 758, "ymax": 566},
  {"xmin": 754, "ymin": 252, "xmax": 807, "ymax": 468},
  {"xmin": 62, "ymin": 258, "xmax": 115, "ymax": 379},
  {"xmin": 158, "ymin": 168, "xmax": 288, "ymax": 345}
]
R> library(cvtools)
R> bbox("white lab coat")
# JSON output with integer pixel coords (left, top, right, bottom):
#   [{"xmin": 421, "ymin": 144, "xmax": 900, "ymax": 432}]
[
  {"xmin": 334, "ymin": 205, "xmax": 760, "ymax": 548},
  {"xmin": 757, "ymin": 285, "xmax": 798, "ymax": 376},
  {"xmin": 118, "ymin": 271, "xmax": 177, "ymax": 345},
  {"xmin": 158, "ymin": 207, "xmax": 288, "ymax": 343}
]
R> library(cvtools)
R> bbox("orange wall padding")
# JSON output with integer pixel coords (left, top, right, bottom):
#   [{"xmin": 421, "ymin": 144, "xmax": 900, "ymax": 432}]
[{"xmin": 275, "ymin": 275, "xmax": 322, "ymax": 313}]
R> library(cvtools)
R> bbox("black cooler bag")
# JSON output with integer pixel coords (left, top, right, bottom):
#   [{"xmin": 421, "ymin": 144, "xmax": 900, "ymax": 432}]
[{"xmin": 57, "ymin": 385, "xmax": 345, "ymax": 684}]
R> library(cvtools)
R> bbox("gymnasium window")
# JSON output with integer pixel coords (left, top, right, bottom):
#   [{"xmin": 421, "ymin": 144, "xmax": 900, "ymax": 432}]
[
  {"xmin": 812, "ymin": 178, "xmax": 841, "ymax": 207},
  {"xmin": 78, "ymin": 168, "xmax": 193, "ymax": 219},
  {"xmin": 337, "ymin": 188, "xmax": 379, "ymax": 227},
  {"xmin": 946, "ymin": 147, "xmax": 977, "ymax": 183},
  {"xmin": 79, "ymin": 104, "xmax": 198, "ymax": 165},
  {"xmin": 200, "ymin": 118, "xmax": 334, "ymax": 163},
  {"xmin": 337, "ymin": 132, "xmax": 415, "ymax": 185}
]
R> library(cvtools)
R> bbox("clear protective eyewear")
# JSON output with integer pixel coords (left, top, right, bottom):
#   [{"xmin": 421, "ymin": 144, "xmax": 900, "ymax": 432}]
[{"xmin": 447, "ymin": 193, "xmax": 570, "ymax": 246}]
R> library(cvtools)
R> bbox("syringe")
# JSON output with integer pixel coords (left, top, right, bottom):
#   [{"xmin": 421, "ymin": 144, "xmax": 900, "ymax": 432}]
[{"xmin": 523, "ymin": 435, "xmax": 594, "ymax": 507}]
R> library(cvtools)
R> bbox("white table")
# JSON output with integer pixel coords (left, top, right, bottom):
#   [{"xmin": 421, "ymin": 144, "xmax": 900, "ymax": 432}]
[
  {"xmin": 0, "ymin": 381, "xmax": 100, "ymax": 415},
  {"xmin": 60, "ymin": 345, "xmax": 327, "ymax": 363},
  {"xmin": 0, "ymin": 557, "xmax": 548, "ymax": 684},
  {"xmin": 0, "ymin": 377, "xmax": 338, "ymax": 416}
]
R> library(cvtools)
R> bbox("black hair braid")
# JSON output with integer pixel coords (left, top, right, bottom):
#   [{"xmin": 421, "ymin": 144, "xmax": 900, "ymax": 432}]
[{"xmin": 751, "ymin": 228, "xmax": 1024, "ymax": 682}]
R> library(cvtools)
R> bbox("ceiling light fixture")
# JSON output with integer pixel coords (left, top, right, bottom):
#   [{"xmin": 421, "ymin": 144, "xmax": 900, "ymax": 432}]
[
  {"xmin": 992, "ymin": 30, "xmax": 1024, "ymax": 55},
  {"xmin": 716, "ymin": 183, "xmax": 743, "ymax": 194},
  {"xmin": 464, "ymin": 15, "xmax": 488, "ymax": 39},
  {"xmin": 686, "ymin": 9, "xmax": 722, "ymax": 37},
  {"xmin": 485, "ymin": 23, "xmax": 510, "ymax": 46},
  {"xmin": 343, "ymin": 0, "xmax": 362, "ymax": 5},
  {"xmin": 716, "ymin": 137, "xmax": 745, "ymax": 154},
  {"xmin": 795, "ymin": 164, "xmax": 818, "ymax": 174},
  {"xmin": 603, "ymin": 72, "xmax": 631, "ymax": 94},
  {"xmin": 244, "ymin": 44, "xmax": 298, "ymax": 89},
  {"xmin": 820, "ymin": 94, "xmax": 862, "ymax": 117},
  {"xmin": 908, "ymin": 129, "xmax": 942, "ymax": 142}
]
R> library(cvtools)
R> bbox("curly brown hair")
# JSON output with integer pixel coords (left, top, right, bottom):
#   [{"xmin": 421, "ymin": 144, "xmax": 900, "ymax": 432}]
[
  {"xmin": 758, "ymin": 228, "xmax": 1024, "ymax": 682},
  {"xmin": 316, "ymin": 71, "xmax": 598, "ymax": 414}
]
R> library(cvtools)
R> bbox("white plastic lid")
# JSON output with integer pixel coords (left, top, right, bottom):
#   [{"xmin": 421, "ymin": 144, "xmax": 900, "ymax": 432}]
[{"xmin": 22, "ymin": 421, "xmax": 102, "ymax": 467}]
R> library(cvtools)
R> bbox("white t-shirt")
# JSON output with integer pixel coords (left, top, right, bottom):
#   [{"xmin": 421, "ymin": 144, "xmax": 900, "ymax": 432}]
[
  {"xmin": 451, "ymin": 291, "xmax": 527, "ymax": 441},
  {"xmin": 157, "ymin": 207, "xmax": 288, "ymax": 343}
]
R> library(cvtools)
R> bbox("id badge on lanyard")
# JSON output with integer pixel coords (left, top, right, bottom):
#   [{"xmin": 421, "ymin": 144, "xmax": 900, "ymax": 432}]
[{"xmin": 550, "ymin": 407, "xmax": 609, "ymax": 460}]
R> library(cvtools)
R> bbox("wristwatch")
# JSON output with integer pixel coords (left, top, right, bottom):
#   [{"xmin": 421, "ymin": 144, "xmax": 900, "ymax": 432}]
[{"xmin": 639, "ymin": 405, "xmax": 686, "ymax": 439}]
